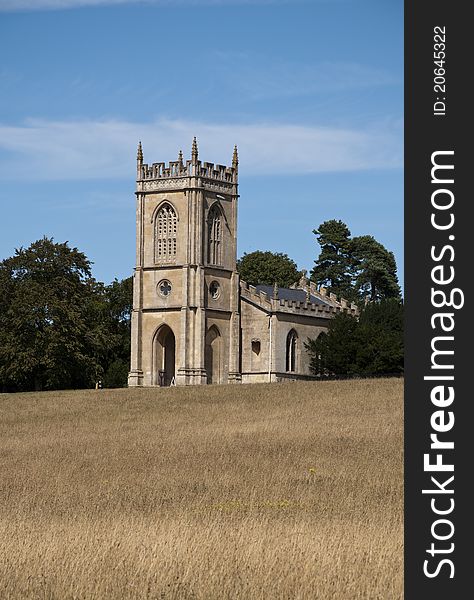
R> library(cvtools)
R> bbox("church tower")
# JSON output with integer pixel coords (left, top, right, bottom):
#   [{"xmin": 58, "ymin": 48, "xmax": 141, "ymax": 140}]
[{"xmin": 128, "ymin": 139, "xmax": 241, "ymax": 386}]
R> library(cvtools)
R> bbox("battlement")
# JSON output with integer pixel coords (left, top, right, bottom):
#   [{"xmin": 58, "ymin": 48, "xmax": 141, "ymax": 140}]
[
  {"xmin": 136, "ymin": 138, "xmax": 238, "ymax": 185},
  {"xmin": 240, "ymin": 282, "xmax": 272, "ymax": 310},
  {"xmin": 290, "ymin": 275, "xmax": 359, "ymax": 314},
  {"xmin": 239, "ymin": 280, "xmax": 359, "ymax": 318}
]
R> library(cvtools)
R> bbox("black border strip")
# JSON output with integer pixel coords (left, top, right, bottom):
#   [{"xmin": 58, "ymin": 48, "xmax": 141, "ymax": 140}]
[{"xmin": 405, "ymin": 2, "xmax": 470, "ymax": 597}]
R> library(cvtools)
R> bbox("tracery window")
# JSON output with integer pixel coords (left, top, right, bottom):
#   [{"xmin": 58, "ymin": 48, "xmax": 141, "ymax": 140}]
[
  {"xmin": 155, "ymin": 203, "xmax": 177, "ymax": 262},
  {"xmin": 158, "ymin": 280, "xmax": 172, "ymax": 297},
  {"xmin": 207, "ymin": 205, "xmax": 222, "ymax": 265},
  {"xmin": 286, "ymin": 329, "xmax": 298, "ymax": 373}
]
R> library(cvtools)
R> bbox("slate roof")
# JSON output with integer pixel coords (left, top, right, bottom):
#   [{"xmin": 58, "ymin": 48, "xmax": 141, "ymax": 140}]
[{"xmin": 254, "ymin": 285, "xmax": 333, "ymax": 307}]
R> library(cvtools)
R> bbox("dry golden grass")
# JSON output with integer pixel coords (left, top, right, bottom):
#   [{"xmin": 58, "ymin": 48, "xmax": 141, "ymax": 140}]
[{"xmin": 0, "ymin": 379, "xmax": 403, "ymax": 599}]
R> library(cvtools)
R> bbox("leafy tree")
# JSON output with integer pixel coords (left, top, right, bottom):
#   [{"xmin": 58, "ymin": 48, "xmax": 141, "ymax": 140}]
[
  {"xmin": 106, "ymin": 276, "xmax": 133, "ymax": 324},
  {"xmin": 237, "ymin": 250, "xmax": 301, "ymax": 288},
  {"xmin": 0, "ymin": 238, "xmax": 111, "ymax": 391},
  {"xmin": 310, "ymin": 220, "xmax": 356, "ymax": 301},
  {"xmin": 354, "ymin": 299, "xmax": 404, "ymax": 374},
  {"xmin": 103, "ymin": 358, "xmax": 130, "ymax": 388},
  {"xmin": 350, "ymin": 235, "xmax": 401, "ymax": 301},
  {"xmin": 305, "ymin": 299, "xmax": 404, "ymax": 377},
  {"xmin": 102, "ymin": 276, "xmax": 133, "ymax": 388},
  {"xmin": 310, "ymin": 220, "xmax": 401, "ymax": 302},
  {"xmin": 306, "ymin": 312, "xmax": 360, "ymax": 376}
]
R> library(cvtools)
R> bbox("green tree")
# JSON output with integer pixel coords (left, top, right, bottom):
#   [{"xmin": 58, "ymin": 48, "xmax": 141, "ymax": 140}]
[
  {"xmin": 305, "ymin": 312, "xmax": 360, "ymax": 377},
  {"xmin": 102, "ymin": 276, "xmax": 133, "ymax": 388},
  {"xmin": 305, "ymin": 299, "xmax": 404, "ymax": 377},
  {"xmin": 103, "ymin": 358, "xmax": 129, "ymax": 388},
  {"xmin": 237, "ymin": 250, "xmax": 301, "ymax": 288},
  {"xmin": 310, "ymin": 220, "xmax": 401, "ymax": 303},
  {"xmin": 350, "ymin": 235, "xmax": 401, "ymax": 301},
  {"xmin": 0, "ymin": 238, "xmax": 111, "ymax": 392},
  {"xmin": 354, "ymin": 299, "xmax": 404, "ymax": 374},
  {"xmin": 106, "ymin": 276, "xmax": 133, "ymax": 324},
  {"xmin": 309, "ymin": 220, "xmax": 356, "ymax": 301}
]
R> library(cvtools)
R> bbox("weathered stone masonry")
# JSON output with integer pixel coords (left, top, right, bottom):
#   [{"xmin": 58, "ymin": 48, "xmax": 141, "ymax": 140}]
[{"xmin": 128, "ymin": 140, "xmax": 358, "ymax": 387}]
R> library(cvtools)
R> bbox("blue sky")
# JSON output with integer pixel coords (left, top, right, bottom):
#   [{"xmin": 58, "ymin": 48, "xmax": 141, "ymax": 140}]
[{"xmin": 0, "ymin": 0, "xmax": 403, "ymax": 287}]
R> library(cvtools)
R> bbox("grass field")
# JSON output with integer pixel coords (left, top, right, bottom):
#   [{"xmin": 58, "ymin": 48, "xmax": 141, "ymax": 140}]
[{"xmin": 0, "ymin": 379, "xmax": 403, "ymax": 599}]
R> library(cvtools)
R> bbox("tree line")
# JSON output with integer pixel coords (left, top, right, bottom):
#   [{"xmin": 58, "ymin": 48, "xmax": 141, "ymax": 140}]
[
  {"xmin": 0, "ymin": 220, "xmax": 402, "ymax": 391},
  {"xmin": 0, "ymin": 238, "xmax": 131, "ymax": 392}
]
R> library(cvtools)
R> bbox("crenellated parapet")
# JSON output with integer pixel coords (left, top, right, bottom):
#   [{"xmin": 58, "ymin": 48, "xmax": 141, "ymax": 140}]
[
  {"xmin": 136, "ymin": 138, "xmax": 238, "ymax": 193},
  {"xmin": 240, "ymin": 281, "xmax": 273, "ymax": 310},
  {"xmin": 139, "ymin": 160, "xmax": 188, "ymax": 180},
  {"xmin": 138, "ymin": 160, "xmax": 236, "ymax": 182},
  {"xmin": 303, "ymin": 279, "xmax": 359, "ymax": 314},
  {"xmin": 240, "ymin": 280, "xmax": 359, "ymax": 318}
]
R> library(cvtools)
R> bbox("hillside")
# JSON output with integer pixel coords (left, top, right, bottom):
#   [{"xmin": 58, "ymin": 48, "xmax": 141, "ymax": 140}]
[{"xmin": 0, "ymin": 379, "xmax": 403, "ymax": 599}]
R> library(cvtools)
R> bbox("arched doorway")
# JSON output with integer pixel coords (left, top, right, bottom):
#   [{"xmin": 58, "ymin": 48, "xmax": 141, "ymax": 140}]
[
  {"xmin": 154, "ymin": 325, "xmax": 176, "ymax": 386},
  {"xmin": 205, "ymin": 325, "xmax": 223, "ymax": 384}
]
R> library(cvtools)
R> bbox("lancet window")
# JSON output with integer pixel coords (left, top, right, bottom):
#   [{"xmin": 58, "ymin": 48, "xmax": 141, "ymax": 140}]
[
  {"xmin": 155, "ymin": 203, "xmax": 177, "ymax": 261},
  {"xmin": 207, "ymin": 205, "xmax": 222, "ymax": 265},
  {"xmin": 286, "ymin": 329, "xmax": 298, "ymax": 373}
]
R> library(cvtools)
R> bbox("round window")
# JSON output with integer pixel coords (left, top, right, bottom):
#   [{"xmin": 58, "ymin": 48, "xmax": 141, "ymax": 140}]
[
  {"xmin": 158, "ymin": 280, "xmax": 172, "ymax": 297},
  {"xmin": 209, "ymin": 281, "xmax": 221, "ymax": 300}
]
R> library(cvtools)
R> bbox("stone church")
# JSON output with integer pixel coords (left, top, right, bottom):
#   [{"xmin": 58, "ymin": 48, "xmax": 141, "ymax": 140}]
[{"xmin": 128, "ymin": 139, "xmax": 358, "ymax": 387}]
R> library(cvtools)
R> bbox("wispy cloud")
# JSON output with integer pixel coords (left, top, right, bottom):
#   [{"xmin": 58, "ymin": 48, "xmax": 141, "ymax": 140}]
[
  {"xmin": 0, "ymin": 117, "xmax": 402, "ymax": 181},
  {"xmin": 213, "ymin": 55, "xmax": 401, "ymax": 100},
  {"xmin": 0, "ymin": 0, "xmax": 299, "ymax": 12}
]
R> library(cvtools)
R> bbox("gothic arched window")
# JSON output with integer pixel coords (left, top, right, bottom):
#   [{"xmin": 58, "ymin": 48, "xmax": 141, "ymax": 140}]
[
  {"xmin": 155, "ymin": 203, "xmax": 177, "ymax": 262},
  {"xmin": 286, "ymin": 329, "xmax": 298, "ymax": 373},
  {"xmin": 207, "ymin": 204, "xmax": 222, "ymax": 265}
]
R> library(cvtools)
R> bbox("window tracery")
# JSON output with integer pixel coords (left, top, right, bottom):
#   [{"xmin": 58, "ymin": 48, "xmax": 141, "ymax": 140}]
[
  {"xmin": 155, "ymin": 203, "xmax": 177, "ymax": 262},
  {"xmin": 207, "ymin": 205, "xmax": 222, "ymax": 265}
]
